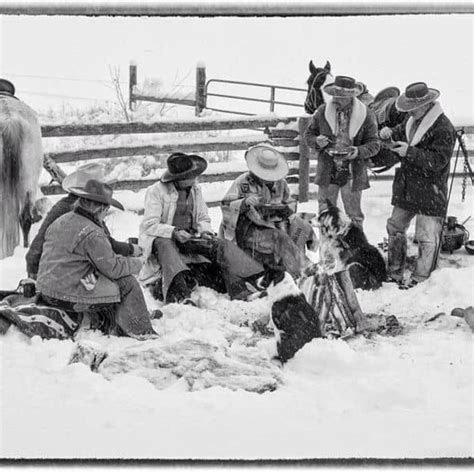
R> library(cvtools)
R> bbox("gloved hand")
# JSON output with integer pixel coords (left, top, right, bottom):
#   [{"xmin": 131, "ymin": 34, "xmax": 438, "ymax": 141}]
[
  {"xmin": 379, "ymin": 127, "xmax": 393, "ymax": 140},
  {"xmin": 245, "ymin": 195, "xmax": 261, "ymax": 208}
]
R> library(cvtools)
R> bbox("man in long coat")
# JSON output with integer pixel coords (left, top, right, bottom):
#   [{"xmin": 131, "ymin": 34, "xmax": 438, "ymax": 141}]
[
  {"xmin": 380, "ymin": 82, "xmax": 456, "ymax": 287},
  {"xmin": 304, "ymin": 75, "xmax": 380, "ymax": 229},
  {"xmin": 139, "ymin": 152, "xmax": 264, "ymax": 304},
  {"xmin": 220, "ymin": 145, "xmax": 317, "ymax": 278}
]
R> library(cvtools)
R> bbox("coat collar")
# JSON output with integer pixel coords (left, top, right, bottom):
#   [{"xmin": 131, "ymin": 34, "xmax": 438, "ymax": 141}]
[
  {"xmin": 324, "ymin": 97, "xmax": 367, "ymax": 139},
  {"xmin": 405, "ymin": 101, "xmax": 443, "ymax": 146}
]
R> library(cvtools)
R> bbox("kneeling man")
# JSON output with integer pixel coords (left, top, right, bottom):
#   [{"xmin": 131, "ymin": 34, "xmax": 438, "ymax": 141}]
[{"xmin": 139, "ymin": 152, "xmax": 264, "ymax": 304}]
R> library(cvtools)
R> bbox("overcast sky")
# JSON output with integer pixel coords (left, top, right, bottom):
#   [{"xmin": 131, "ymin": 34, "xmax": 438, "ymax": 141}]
[{"xmin": 0, "ymin": 12, "xmax": 472, "ymax": 122}]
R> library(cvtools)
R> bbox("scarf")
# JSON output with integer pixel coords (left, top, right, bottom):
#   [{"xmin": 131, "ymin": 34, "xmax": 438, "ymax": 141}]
[
  {"xmin": 324, "ymin": 97, "xmax": 367, "ymax": 140},
  {"xmin": 405, "ymin": 101, "xmax": 443, "ymax": 146}
]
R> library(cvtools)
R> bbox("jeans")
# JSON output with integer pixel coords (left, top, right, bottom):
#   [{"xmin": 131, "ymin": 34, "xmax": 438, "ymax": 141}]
[
  {"xmin": 318, "ymin": 183, "xmax": 364, "ymax": 228},
  {"xmin": 386, "ymin": 206, "xmax": 443, "ymax": 282}
]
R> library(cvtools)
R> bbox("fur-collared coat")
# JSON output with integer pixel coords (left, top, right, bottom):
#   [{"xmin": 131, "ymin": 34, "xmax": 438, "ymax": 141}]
[
  {"xmin": 391, "ymin": 102, "xmax": 455, "ymax": 217},
  {"xmin": 304, "ymin": 98, "xmax": 380, "ymax": 191},
  {"xmin": 138, "ymin": 180, "xmax": 213, "ymax": 283}
]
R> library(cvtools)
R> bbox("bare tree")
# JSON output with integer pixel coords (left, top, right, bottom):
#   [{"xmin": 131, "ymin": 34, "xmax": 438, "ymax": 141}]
[{"xmin": 109, "ymin": 66, "xmax": 131, "ymax": 122}]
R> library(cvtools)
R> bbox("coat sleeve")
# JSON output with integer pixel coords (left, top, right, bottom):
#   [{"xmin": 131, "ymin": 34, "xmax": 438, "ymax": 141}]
[
  {"xmin": 195, "ymin": 187, "xmax": 213, "ymax": 234},
  {"xmin": 404, "ymin": 122, "xmax": 455, "ymax": 172},
  {"xmin": 303, "ymin": 110, "xmax": 322, "ymax": 149},
  {"xmin": 356, "ymin": 109, "xmax": 381, "ymax": 160},
  {"xmin": 82, "ymin": 230, "xmax": 142, "ymax": 279},
  {"xmin": 140, "ymin": 185, "xmax": 175, "ymax": 239}
]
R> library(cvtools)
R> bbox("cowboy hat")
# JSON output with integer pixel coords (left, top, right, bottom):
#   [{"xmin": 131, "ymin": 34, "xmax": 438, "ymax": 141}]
[
  {"xmin": 68, "ymin": 179, "xmax": 124, "ymax": 210},
  {"xmin": 161, "ymin": 152, "xmax": 208, "ymax": 183},
  {"xmin": 0, "ymin": 78, "xmax": 15, "ymax": 96},
  {"xmin": 62, "ymin": 162, "xmax": 108, "ymax": 193},
  {"xmin": 396, "ymin": 82, "xmax": 440, "ymax": 112},
  {"xmin": 245, "ymin": 144, "xmax": 289, "ymax": 182},
  {"xmin": 373, "ymin": 86, "xmax": 400, "ymax": 104},
  {"xmin": 323, "ymin": 76, "xmax": 363, "ymax": 98}
]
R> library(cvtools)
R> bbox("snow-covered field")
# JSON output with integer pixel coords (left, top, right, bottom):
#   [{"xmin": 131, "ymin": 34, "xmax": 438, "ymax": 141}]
[{"xmin": 0, "ymin": 175, "xmax": 472, "ymax": 459}]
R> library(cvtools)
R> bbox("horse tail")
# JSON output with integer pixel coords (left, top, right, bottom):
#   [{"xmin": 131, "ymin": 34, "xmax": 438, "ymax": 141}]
[{"xmin": 0, "ymin": 117, "xmax": 24, "ymax": 259}]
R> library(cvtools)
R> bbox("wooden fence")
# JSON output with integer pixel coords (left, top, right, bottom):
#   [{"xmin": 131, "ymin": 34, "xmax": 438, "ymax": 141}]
[
  {"xmin": 40, "ymin": 115, "xmax": 310, "ymax": 203},
  {"xmin": 40, "ymin": 115, "xmax": 474, "ymax": 207}
]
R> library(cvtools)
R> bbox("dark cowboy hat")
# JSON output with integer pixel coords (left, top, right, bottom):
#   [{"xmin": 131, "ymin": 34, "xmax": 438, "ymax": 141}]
[
  {"xmin": 68, "ymin": 179, "xmax": 124, "ymax": 210},
  {"xmin": 0, "ymin": 78, "xmax": 15, "ymax": 96},
  {"xmin": 323, "ymin": 76, "xmax": 363, "ymax": 97},
  {"xmin": 161, "ymin": 152, "xmax": 208, "ymax": 183},
  {"xmin": 396, "ymin": 82, "xmax": 440, "ymax": 112},
  {"xmin": 373, "ymin": 86, "xmax": 400, "ymax": 104}
]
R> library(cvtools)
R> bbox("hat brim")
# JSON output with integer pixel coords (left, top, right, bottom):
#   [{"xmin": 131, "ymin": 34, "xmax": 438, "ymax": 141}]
[
  {"xmin": 161, "ymin": 155, "xmax": 208, "ymax": 183},
  {"xmin": 373, "ymin": 87, "xmax": 401, "ymax": 104},
  {"xmin": 323, "ymin": 83, "xmax": 363, "ymax": 97},
  {"xmin": 245, "ymin": 145, "xmax": 289, "ymax": 182},
  {"xmin": 62, "ymin": 166, "xmax": 108, "ymax": 193},
  {"xmin": 395, "ymin": 88, "xmax": 440, "ymax": 112},
  {"xmin": 68, "ymin": 187, "xmax": 124, "ymax": 211}
]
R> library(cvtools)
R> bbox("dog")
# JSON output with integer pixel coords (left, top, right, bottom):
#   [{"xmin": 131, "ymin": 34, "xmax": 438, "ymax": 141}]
[
  {"xmin": 318, "ymin": 200, "xmax": 387, "ymax": 290},
  {"xmin": 262, "ymin": 266, "xmax": 322, "ymax": 364}
]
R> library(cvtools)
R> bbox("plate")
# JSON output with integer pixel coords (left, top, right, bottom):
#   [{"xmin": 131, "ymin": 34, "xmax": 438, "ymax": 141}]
[{"xmin": 327, "ymin": 148, "xmax": 350, "ymax": 157}]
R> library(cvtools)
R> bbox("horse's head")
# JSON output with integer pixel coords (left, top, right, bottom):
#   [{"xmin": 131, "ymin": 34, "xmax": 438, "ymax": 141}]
[{"xmin": 304, "ymin": 60, "xmax": 334, "ymax": 114}]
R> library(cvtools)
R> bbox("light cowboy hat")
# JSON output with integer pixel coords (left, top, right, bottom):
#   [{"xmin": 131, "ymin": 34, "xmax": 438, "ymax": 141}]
[
  {"xmin": 323, "ymin": 76, "xmax": 363, "ymax": 98},
  {"xmin": 245, "ymin": 144, "xmax": 289, "ymax": 182},
  {"xmin": 62, "ymin": 162, "xmax": 109, "ymax": 193},
  {"xmin": 161, "ymin": 152, "xmax": 208, "ymax": 183},
  {"xmin": 68, "ymin": 179, "xmax": 124, "ymax": 210},
  {"xmin": 396, "ymin": 82, "xmax": 440, "ymax": 112}
]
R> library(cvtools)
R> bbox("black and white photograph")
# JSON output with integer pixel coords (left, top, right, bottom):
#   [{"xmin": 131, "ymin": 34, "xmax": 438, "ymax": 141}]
[{"xmin": 0, "ymin": 0, "xmax": 472, "ymax": 462}]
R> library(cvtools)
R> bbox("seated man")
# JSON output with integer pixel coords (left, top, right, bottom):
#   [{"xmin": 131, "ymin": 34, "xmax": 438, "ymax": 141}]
[
  {"xmin": 26, "ymin": 163, "xmax": 141, "ymax": 280},
  {"xmin": 220, "ymin": 145, "xmax": 316, "ymax": 279},
  {"xmin": 139, "ymin": 152, "xmax": 264, "ymax": 304},
  {"xmin": 37, "ymin": 179, "xmax": 157, "ymax": 339}
]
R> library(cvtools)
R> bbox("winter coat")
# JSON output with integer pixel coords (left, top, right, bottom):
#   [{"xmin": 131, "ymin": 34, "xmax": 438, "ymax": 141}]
[
  {"xmin": 26, "ymin": 194, "xmax": 134, "ymax": 278},
  {"xmin": 304, "ymin": 98, "xmax": 380, "ymax": 191},
  {"xmin": 391, "ymin": 102, "xmax": 455, "ymax": 217},
  {"xmin": 220, "ymin": 172, "xmax": 293, "ymax": 243},
  {"xmin": 37, "ymin": 210, "xmax": 142, "ymax": 305},
  {"xmin": 138, "ymin": 180, "xmax": 213, "ymax": 283}
]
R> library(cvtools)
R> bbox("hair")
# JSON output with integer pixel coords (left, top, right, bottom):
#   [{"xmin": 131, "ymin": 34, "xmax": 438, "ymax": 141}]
[{"xmin": 73, "ymin": 197, "xmax": 109, "ymax": 219}]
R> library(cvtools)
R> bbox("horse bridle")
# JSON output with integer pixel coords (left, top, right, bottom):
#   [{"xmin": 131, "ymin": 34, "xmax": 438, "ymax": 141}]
[{"xmin": 305, "ymin": 70, "xmax": 329, "ymax": 113}]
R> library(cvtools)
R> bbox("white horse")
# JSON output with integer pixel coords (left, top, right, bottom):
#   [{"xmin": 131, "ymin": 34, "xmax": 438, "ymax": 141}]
[{"xmin": 0, "ymin": 87, "xmax": 45, "ymax": 259}]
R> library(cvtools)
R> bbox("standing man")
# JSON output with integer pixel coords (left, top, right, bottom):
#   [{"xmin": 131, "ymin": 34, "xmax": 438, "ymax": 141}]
[
  {"xmin": 304, "ymin": 76, "xmax": 380, "ymax": 229},
  {"xmin": 380, "ymin": 82, "xmax": 456, "ymax": 288}
]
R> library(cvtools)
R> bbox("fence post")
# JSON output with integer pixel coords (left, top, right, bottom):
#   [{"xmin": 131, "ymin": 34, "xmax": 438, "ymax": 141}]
[
  {"xmin": 129, "ymin": 61, "xmax": 137, "ymax": 111},
  {"xmin": 269, "ymin": 87, "xmax": 275, "ymax": 113},
  {"xmin": 298, "ymin": 116, "xmax": 310, "ymax": 203},
  {"xmin": 195, "ymin": 62, "xmax": 207, "ymax": 116}
]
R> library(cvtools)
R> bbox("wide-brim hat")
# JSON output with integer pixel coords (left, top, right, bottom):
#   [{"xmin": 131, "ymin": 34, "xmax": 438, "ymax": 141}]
[
  {"xmin": 245, "ymin": 144, "xmax": 289, "ymax": 182},
  {"xmin": 0, "ymin": 78, "xmax": 15, "ymax": 96},
  {"xmin": 68, "ymin": 179, "xmax": 124, "ymax": 210},
  {"xmin": 373, "ymin": 86, "xmax": 400, "ymax": 104},
  {"xmin": 396, "ymin": 82, "xmax": 440, "ymax": 112},
  {"xmin": 62, "ymin": 163, "xmax": 108, "ymax": 193},
  {"xmin": 161, "ymin": 152, "xmax": 208, "ymax": 183},
  {"xmin": 323, "ymin": 75, "xmax": 363, "ymax": 97}
]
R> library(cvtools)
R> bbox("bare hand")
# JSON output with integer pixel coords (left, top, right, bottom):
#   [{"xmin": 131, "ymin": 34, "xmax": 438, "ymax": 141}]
[
  {"xmin": 131, "ymin": 244, "xmax": 143, "ymax": 257},
  {"xmin": 392, "ymin": 141, "xmax": 409, "ymax": 157},
  {"xmin": 346, "ymin": 146, "xmax": 359, "ymax": 160},
  {"xmin": 379, "ymin": 127, "xmax": 393, "ymax": 140},
  {"xmin": 172, "ymin": 229, "xmax": 192, "ymax": 243},
  {"xmin": 315, "ymin": 135, "xmax": 330, "ymax": 148},
  {"xmin": 245, "ymin": 195, "xmax": 261, "ymax": 207},
  {"xmin": 80, "ymin": 273, "xmax": 97, "ymax": 291},
  {"xmin": 201, "ymin": 231, "xmax": 216, "ymax": 240}
]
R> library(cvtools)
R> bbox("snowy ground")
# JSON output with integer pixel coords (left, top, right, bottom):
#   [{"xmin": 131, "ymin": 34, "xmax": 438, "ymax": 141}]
[{"xmin": 0, "ymin": 178, "xmax": 472, "ymax": 459}]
